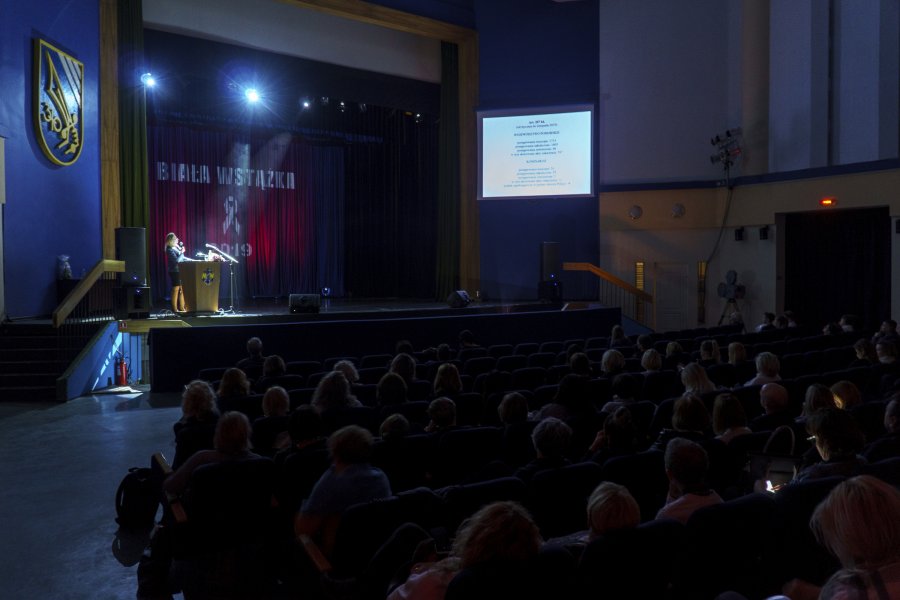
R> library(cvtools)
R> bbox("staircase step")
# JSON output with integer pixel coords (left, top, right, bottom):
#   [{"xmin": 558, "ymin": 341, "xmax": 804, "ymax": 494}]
[
  {"xmin": 0, "ymin": 336, "xmax": 60, "ymax": 350},
  {"xmin": 0, "ymin": 373, "xmax": 58, "ymax": 388},
  {"xmin": 0, "ymin": 385, "xmax": 58, "ymax": 402},
  {"xmin": 0, "ymin": 360, "xmax": 68, "ymax": 375}
]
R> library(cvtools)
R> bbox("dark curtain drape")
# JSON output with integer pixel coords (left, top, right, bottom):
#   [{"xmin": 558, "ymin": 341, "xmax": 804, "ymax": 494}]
[
  {"xmin": 436, "ymin": 42, "xmax": 461, "ymax": 300},
  {"xmin": 118, "ymin": 0, "xmax": 149, "ymax": 228},
  {"xmin": 784, "ymin": 206, "xmax": 890, "ymax": 331},
  {"xmin": 147, "ymin": 124, "xmax": 345, "ymax": 303}
]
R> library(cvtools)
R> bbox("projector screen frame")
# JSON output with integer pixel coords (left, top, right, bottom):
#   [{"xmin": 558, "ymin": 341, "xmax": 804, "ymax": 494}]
[{"xmin": 477, "ymin": 103, "xmax": 595, "ymax": 201}]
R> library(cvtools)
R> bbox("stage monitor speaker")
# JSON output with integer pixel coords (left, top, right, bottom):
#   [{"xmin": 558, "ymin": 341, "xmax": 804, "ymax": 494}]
[
  {"xmin": 446, "ymin": 290, "xmax": 470, "ymax": 308},
  {"xmin": 115, "ymin": 227, "xmax": 147, "ymax": 287},
  {"xmin": 289, "ymin": 293, "xmax": 320, "ymax": 314},
  {"xmin": 541, "ymin": 242, "xmax": 561, "ymax": 282},
  {"xmin": 114, "ymin": 286, "xmax": 151, "ymax": 319}
]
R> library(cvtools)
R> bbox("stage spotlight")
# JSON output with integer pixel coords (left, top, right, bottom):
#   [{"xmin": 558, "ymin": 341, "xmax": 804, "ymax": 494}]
[
  {"xmin": 414, "ymin": 113, "xmax": 422, "ymax": 124},
  {"xmin": 338, "ymin": 101, "xmax": 346, "ymax": 113},
  {"xmin": 301, "ymin": 98, "xmax": 311, "ymax": 110},
  {"xmin": 245, "ymin": 88, "xmax": 260, "ymax": 103},
  {"xmin": 140, "ymin": 72, "xmax": 156, "ymax": 88}
]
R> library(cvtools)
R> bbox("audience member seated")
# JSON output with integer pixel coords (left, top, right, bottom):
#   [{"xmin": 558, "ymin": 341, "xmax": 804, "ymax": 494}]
[
  {"xmin": 380, "ymin": 413, "xmax": 411, "ymax": 440},
  {"xmin": 588, "ymin": 407, "xmax": 638, "ymax": 466},
  {"xmin": 515, "ymin": 417, "xmax": 572, "ymax": 485},
  {"xmin": 864, "ymin": 396, "xmax": 900, "ymax": 463},
  {"xmin": 311, "ymin": 371, "xmax": 361, "ymax": 415},
  {"xmin": 425, "ymin": 397, "xmax": 457, "ymax": 433},
  {"xmin": 664, "ymin": 342, "xmax": 687, "ymax": 370},
  {"xmin": 536, "ymin": 373, "xmax": 591, "ymax": 421},
  {"xmin": 655, "ymin": 437, "xmax": 723, "ymax": 524},
  {"xmin": 433, "ymin": 363, "xmax": 462, "ymax": 399},
  {"xmin": 499, "ymin": 392, "xmax": 536, "ymax": 467},
  {"xmin": 568, "ymin": 352, "xmax": 592, "ymax": 377},
  {"xmin": 610, "ymin": 324, "xmax": 630, "ymax": 348},
  {"xmin": 376, "ymin": 372, "xmax": 408, "ymax": 408},
  {"xmin": 601, "ymin": 374, "xmax": 640, "ymax": 415},
  {"xmin": 873, "ymin": 319, "xmax": 900, "ymax": 346},
  {"xmin": 830, "ymin": 380, "xmax": 862, "ymax": 410},
  {"xmin": 545, "ymin": 481, "xmax": 640, "ymax": 554},
  {"xmin": 712, "ymin": 393, "xmax": 751, "ymax": 445},
  {"xmin": 823, "ymin": 322, "xmax": 843, "ymax": 336},
  {"xmin": 235, "ymin": 336, "xmax": 265, "ymax": 380},
  {"xmin": 749, "ymin": 383, "xmax": 795, "ymax": 432},
  {"xmin": 457, "ymin": 329, "xmax": 480, "ymax": 354},
  {"xmin": 641, "ymin": 349, "xmax": 663, "ymax": 374},
  {"xmin": 387, "ymin": 501, "xmax": 542, "ymax": 600},
  {"xmin": 796, "ymin": 383, "xmax": 837, "ymax": 428},
  {"xmin": 681, "ymin": 362, "xmax": 717, "ymax": 395},
  {"xmin": 756, "ymin": 312, "xmax": 776, "ymax": 332},
  {"xmin": 274, "ymin": 405, "xmax": 327, "ymax": 465},
  {"xmin": 215, "ymin": 367, "xmax": 251, "ymax": 414},
  {"xmin": 252, "ymin": 386, "xmax": 290, "ymax": 456},
  {"xmin": 650, "ymin": 393, "xmax": 712, "ymax": 452},
  {"xmin": 253, "ymin": 354, "xmax": 287, "ymax": 393},
  {"xmin": 850, "ymin": 338, "xmax": 878, "ymax": 368},
  {"xmin": 173, "ymin": 380, "xmax": 220, "ymax": 469},
  {"xmin": 744, "ymin": 351, "xmax": 782, "ymax": 386},
  {"xmin": 728, "ymin": 342, "xmax": 747, "ymax": 365},
  {"xmin": 774, "ymin": 314, "xmax": 789, "ymax": 329},
  {"xmin": 793, "ymin": 408, "xmax": 866, "ymax": 483},
  {"xmin": 877, "ymin": 340, "xmax": 899, "ymax": 365},
  {"xmin": 165, "ymin": 411, "xmax": 259, "ymax": 497},
  {"xmin": 395, "ymin": 339, "xmax": 416, "ymax": 356},
  {"xmin": 698, "ymin": 339, "xmax": 721, "ymax": 367},
  {"xmin": 333, "ymin": 359, "xmax": 360, "ymax": 385},
  {"xmin": 636, "ymin": 334, "xmax": 654, "ymax": 354},
  {"xmin": 783, "ymin": 476, "xmax": 900, "ymax": 600},
  {"xmin": 600, "ymin": 349, "xmax": 626, "ymax": 378},
  {"xmin": 294, "ymin": 425, "xmax": 392, "ymax": 558},
  {"xmin": 392, "ymin": 352, "xmax": 432, "ymax": 401},
  {"xmin": 839, "ymin": 314, "xmax": 861, "ymax": 333}
]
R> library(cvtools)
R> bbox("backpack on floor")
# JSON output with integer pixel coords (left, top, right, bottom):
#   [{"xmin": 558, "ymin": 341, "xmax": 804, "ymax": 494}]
[{"xmin": 115, "ymin": 467, "xmax": 160, "ymax": 530}]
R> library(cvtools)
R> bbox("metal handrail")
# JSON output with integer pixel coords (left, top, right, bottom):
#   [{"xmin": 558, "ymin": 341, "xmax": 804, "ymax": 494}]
[{"xmin": 52, "ymin": 259, "xmax": 125, "ymax": 327}]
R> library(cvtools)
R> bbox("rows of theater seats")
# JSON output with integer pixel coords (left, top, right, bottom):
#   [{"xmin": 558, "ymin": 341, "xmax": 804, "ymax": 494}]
[{"xmin": 171, "ymin": 324, "xmax": 899, "ymax": 599}]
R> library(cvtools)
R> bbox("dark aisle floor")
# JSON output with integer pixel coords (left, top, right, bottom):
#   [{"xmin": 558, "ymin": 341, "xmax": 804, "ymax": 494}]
[{"xmin": 0, "ymin": 390, "xmax": 181, "ymax": 599}]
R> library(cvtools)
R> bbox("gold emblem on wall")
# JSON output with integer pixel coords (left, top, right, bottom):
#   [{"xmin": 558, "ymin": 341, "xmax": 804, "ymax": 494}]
[{"xmin": 33, "ymin": 39, "xmax": 84, "ymax": 166}]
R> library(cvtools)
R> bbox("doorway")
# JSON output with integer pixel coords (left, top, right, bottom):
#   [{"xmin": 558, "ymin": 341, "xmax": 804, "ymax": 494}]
[{"xmin": 779, "ymin": 206, "xmax": 890, "ymax": 331}]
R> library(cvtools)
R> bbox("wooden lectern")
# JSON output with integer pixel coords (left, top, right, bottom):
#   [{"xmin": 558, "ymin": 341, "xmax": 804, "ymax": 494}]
[{"xmin": 180, "ymin": 261, "xmax": 221, "ymax": 314}]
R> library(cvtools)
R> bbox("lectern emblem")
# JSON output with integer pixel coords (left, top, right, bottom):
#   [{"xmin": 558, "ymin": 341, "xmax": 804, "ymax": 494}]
[
  {"xmin": 202, "ymin": 268, "xmax": 215, "ymax": 286},
  {"xmin": 34, "ymin": 39, "xmax": 84, "ymax": 166}
]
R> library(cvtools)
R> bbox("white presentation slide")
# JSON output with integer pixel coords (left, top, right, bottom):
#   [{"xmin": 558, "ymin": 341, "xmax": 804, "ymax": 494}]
[{"xmin": 480, "ymin": 109, "xmax": 592, "ymax": 199}]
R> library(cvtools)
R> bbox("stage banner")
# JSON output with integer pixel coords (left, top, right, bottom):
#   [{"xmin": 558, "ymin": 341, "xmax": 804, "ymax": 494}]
[{"xmin": 148, "ymin": 124, "xmax": 345, "ymax": 303}]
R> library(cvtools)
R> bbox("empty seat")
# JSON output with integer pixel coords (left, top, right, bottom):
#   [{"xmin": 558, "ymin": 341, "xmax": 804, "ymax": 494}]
[
  {"xmin": 510, "ymin": 367, "xmax": 547, "ymax": 391},
  {"xmin": 440, "ymin": 476, "xmax": 528, "ymax": 533},
  {"xmin": 432, "ymin": 427, "xmax": 503, "ymax": 486},
  {"xmin": 527, "ymin": 461, "xmax": 604, "ymax": 538},
  {"xmin": 463, "ymin": 356, "xmax": 497, "ymax": 377},
  {"xmin": 488, "ymin": 344, "xmax": 514, "ymax": 359},
  {"xmin": 457, "ymin": 347, "xmax": 489, "ymax": 363},
  {"xmin": 496, "ymin": 354, "xmax": 527, "ymax": 372},
  {"xmin": 286, "ymin": 360, "xmax": 324, "ymax": 378},
  {"xmin": 513, "ymin": 342, "xmax": 539, "ymax": 356},
  {"xmin": 601, "ymin": 451, "xmax": 668, "ymax": 522},
  {"xmin": 360, "ymin": 354, "xmax": 392, "ymax": 369},
  {"xmin": 527, "ymin": 352, "xmax": 557, "ymax": 370},
  {"xmin": 539, "ymin": 341, "xmax": 564, "ymax": 354}
]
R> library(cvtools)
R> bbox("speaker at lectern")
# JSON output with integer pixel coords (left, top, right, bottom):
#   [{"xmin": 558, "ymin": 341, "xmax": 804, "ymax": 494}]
[{"xmin": 180, "ymin": 261, "xmax": 221, "ymax": 314}]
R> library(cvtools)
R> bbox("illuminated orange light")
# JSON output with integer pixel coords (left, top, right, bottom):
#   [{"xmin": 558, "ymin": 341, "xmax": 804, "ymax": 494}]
[{"xmin": 820, "ymin": 197, "xmax": 836, "ymax": 207}]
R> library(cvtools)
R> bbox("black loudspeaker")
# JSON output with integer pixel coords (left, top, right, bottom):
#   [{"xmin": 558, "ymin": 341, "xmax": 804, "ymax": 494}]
[
  {"xmin": 446, "ymin": 290, "xmax": 470, "ymax": 308},
  {"xmin": 289, "ymin": 293, "xmax": 320, "ymax": 314},
  {"xmin": 540, "ymin": 242, "xmax": 561, "ymax": 282},
  {"xmin": 114, "ymin": 286, "xmax": 151, "ymax": 319},
  {"xmin": 538, "ymin": 280, "xmax": 563, "ymax": 302},
  {"xmin": 734, "ymin": 227, "xmax": 744, "ymax": 242},
  {"xmin": 115, "ymin": 227, "xmax": 147, "ymax": 287}
]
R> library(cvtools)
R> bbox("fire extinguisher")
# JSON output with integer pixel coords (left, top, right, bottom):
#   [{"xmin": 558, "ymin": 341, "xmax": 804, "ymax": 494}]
[{"xmin": 115, "ymin": 356, "xmax": 128, "ymax": 386}]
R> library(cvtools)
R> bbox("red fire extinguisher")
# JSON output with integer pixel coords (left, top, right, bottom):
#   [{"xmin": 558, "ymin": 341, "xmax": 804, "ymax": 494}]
[{"xmin": 115, "ymin": 356, "xmax": 128, "ymax": 386}]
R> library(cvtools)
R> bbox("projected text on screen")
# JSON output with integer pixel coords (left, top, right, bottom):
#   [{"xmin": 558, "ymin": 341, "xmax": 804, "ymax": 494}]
[{"xmin": 481, "ymin": 109, "xmax": 591, "ymax": 199}]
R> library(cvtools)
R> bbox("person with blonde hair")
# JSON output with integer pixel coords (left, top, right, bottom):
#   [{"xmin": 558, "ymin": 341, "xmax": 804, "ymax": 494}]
[
  {"xmin": 216, "ymin": 367, "xmax": 250, "ymax": 413},
  {"xmin": 681, "ymin": 362, "xmax": 717, "ymax": 395},
  {"xmin": 173, "ymin": 380, "xmax": 220, "ymax": 468},
  {"xmin": 797, "ymin": 383, "xmax": 837, "ymax": 425},
  {"xmin": 699, "ymin": 339, "xmax": 721, "ymax": 366},
  {"xmin": 546, "ymin": 481, "xmax": 640, "ymax": 551},
  {"xmin": 784, "ymin": 475, "xmax": 900, "ymax": 600},
  {"xmin": 333, "ymin": 359, "xmax": 360, "ymax": 385},
  {"xmin": 745, "ymin": 352, "xmax": 781, "ymax": 386},
  {"xmin": 830, "ymin": 380, "xmax": 862, "ymax": 410},
  {"xmin": 311, "ymin": 371, "xmax": 360, "ymax": 414},
  {"xmin": 253, "ymin": 386, "xmax": 290, "ymax": 455},
  {"xmin": 387, "ymin": 501, "xmax": 542, "ymax": 600},
  {"xmin": 165, "ymin": 411, "xmax": 258, "ymax": 496},
  {"xmin": 641, "ymin": 349, "xmax": 662, "ymax": 373},
  {"xmin": 600, "ymin": 349, "xmax": 626, "ymax": 377}
]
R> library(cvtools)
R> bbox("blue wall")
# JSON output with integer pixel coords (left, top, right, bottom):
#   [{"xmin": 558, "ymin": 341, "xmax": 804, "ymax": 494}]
[
  {"xmin": 0, "ymin": 0, "xmax": 102, "ymax": 318},
  {"xmin": 476, "ymin": 0, "xmax": 600, "ymax": 301}
]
